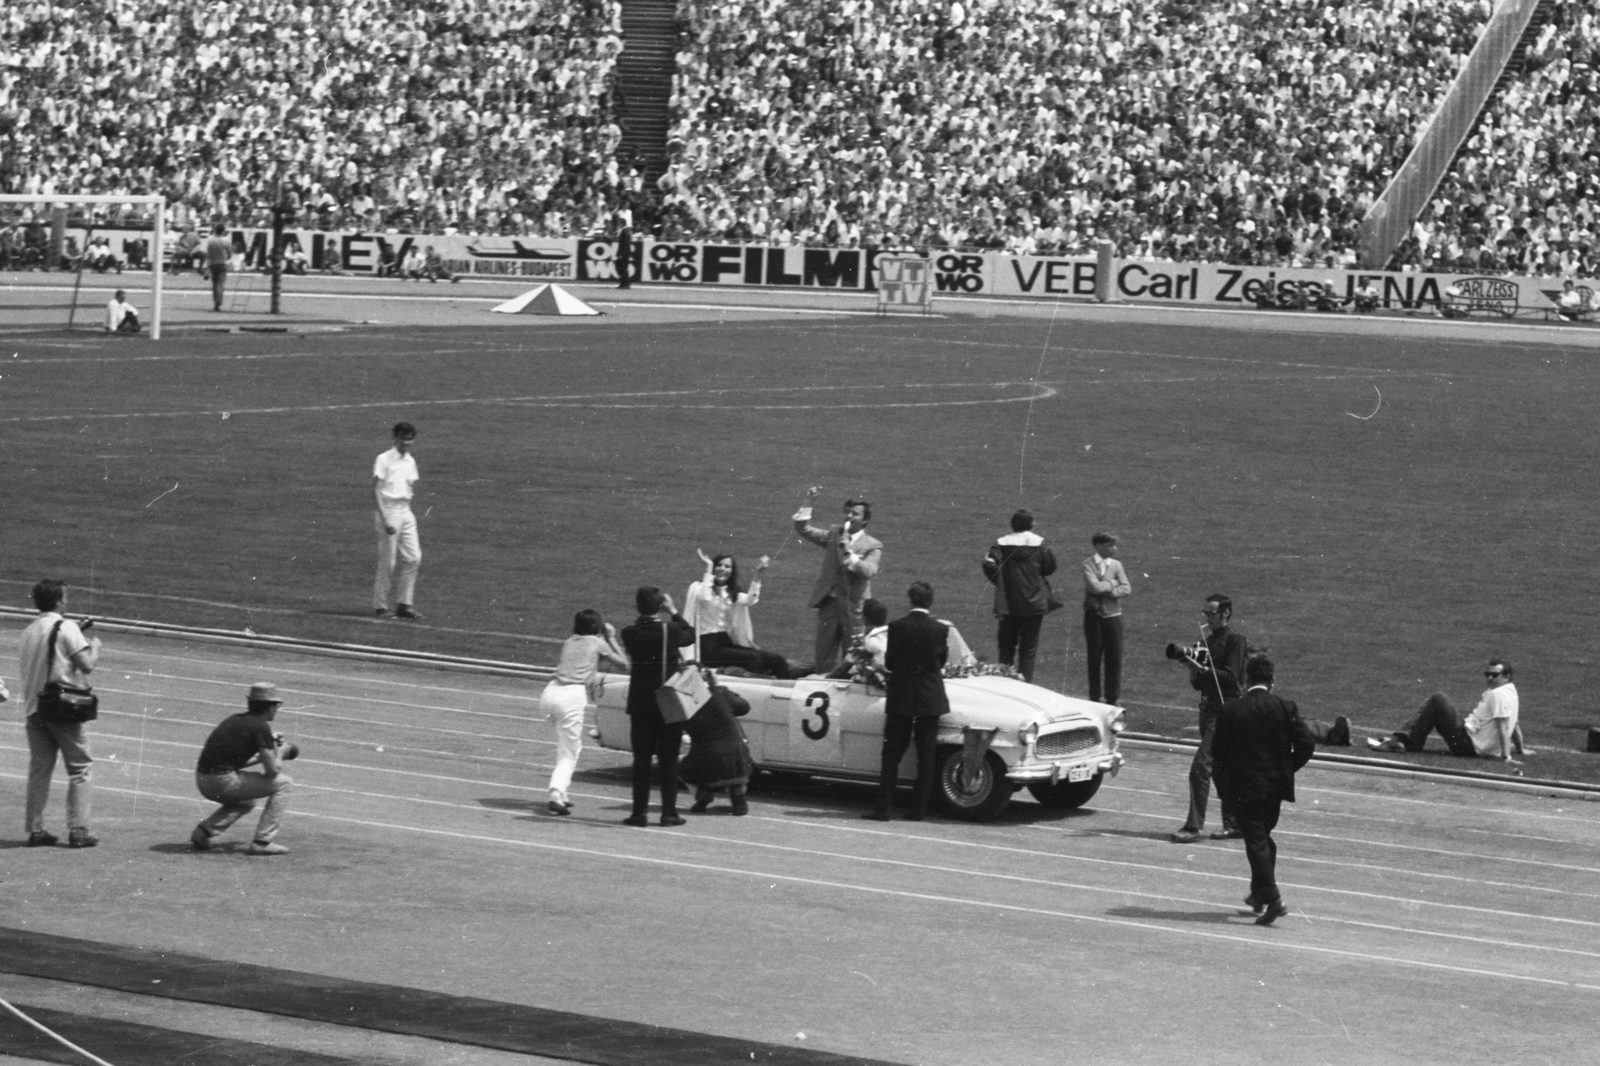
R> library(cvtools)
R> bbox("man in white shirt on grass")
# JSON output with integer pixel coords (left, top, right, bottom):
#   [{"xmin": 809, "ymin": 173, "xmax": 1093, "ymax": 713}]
[
  {"xmin": 373, "ymin": 422, "xmax": 422, "ymax": 619},
  {"xmin": 1368, "ymin": 659, "xmax": 1529, "ymax": 762}
]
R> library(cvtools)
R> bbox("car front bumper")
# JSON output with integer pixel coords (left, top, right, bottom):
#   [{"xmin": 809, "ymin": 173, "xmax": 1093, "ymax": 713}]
[{"xmin": 1005, "ymin": 749, "xmax": 1124, "ymax": 784}]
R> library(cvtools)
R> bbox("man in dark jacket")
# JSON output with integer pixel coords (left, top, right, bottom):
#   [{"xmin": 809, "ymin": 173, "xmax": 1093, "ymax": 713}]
[
  {"xmin": 1212, "ymin": 656, "xmax": 1316, "ymax": 926},
  {"xmin": 867, "ymin": 582, "xmax": 950, "ymax": 821},
  {"xmin": 1172, "ymin": 593, "xmax": 1248, "ymax": 843},
  {"xmin": 619, "ymin": 586, "xmax": 697, "ymax": 827},
  {"xmin": 982, "ymin": 508, "xmax": 1058, "ymax": 683}
]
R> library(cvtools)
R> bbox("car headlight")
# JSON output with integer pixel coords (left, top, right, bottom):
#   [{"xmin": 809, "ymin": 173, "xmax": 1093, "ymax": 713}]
[
  {"xmin": 1018, "ymin": 722, "xmax": 1040, "ymax": 747},
  {"xmin": 1108, "ymin": 710, "xmax": 1126, "ymax": 735}
]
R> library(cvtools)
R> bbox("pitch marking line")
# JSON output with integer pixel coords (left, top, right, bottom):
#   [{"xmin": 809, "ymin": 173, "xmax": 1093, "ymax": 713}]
[
  {"xmin": 2, "ymin": 772, "xmax": 1589, "ymax": 994},
  {"xmin": 0, "ymin": 381, "xmax": 1058, "ymax": 423}
]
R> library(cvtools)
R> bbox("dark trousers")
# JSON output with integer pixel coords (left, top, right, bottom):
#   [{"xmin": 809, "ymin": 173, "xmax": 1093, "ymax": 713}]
[
  {"xmin": 1083, "ymin": 611, "xmax": 1123, "ymax": 703},
  {"xmin": 1184, "ymin": 704, "xmax": 1237, "ymax": 833},
  {"xmin": 209, "ymin": 263, "xmax": 227, "ymax": 309},
  {"xmin": 1393, "ymin": 693, "xmax": 1477, "ymax": 756},
  {"xmin": 699, "ymin": 632, "xmax": 790, "ymax": 678},
  {"xmin": 996, "ymin": 613, "xmax": 1044, "ymax": 682},
  {"xmin": 1235, "ymin": 797, "xmax": 1284, "ymax": 904},
  {"xmin": 876, "ymin": 714, "xmax": 940, "ymax": 818},
  {"xmin": 629, "ymin": 710, "xmax": 685, "ymax": 817}
]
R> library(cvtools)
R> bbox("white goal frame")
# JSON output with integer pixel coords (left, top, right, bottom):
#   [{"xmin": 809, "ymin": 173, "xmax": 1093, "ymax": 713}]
[{"xmin": 0, "ymin": 193, "xmax": 166, "ymax": 339}]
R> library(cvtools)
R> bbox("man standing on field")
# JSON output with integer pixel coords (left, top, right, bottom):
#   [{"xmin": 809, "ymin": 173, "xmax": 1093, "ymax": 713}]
[
  {"xmin": 204, "ymin": 226, "xmax": 231, "ymax": 311},
  {"xmin": 373, "ymin": 422, "xmax": 422, "ymax": 619}
]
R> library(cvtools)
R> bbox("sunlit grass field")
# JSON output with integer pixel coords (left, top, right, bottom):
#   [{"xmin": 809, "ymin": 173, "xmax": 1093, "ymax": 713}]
[{"xmin": 5, "ymin": 313, "xmax": 1598, "ymax": 777}]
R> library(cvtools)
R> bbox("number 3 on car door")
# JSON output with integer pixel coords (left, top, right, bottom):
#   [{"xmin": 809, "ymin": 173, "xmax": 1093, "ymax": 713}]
[{"xmin": 790, "ymin": 686, "xmax": 843, "ymax": 763}]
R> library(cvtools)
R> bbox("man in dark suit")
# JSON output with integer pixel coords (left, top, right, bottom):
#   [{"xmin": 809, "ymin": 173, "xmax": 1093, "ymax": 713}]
[
  {"xmin": 619, "ymin": 586, "xmax": 697, "ymax": 827},
  {"xmin": 793, "ymin": 485, "xmax": 883, "ymax": 673},
  {"xmin": 866, "ymin": 582, "xmax": 950, "ymax": 821},
  {"xmin": 1212, "ymin": 656, "xmax": 1316, "ymax": 926}
]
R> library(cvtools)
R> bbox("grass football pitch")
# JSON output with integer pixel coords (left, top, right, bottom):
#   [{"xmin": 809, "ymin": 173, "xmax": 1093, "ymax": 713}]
[{"xmin": 4, "ymin": 313, "xmax": 1598, "ymax": 778}]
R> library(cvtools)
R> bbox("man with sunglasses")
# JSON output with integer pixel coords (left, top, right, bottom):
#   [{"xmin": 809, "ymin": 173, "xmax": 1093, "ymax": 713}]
[
  {"xmin": 1171, "ymin": 594, "xmax": 1248, "ymax": 843},
  {"xmin": 1367, "ymin": 660, "xmax": 1524, "ymax": 762}
]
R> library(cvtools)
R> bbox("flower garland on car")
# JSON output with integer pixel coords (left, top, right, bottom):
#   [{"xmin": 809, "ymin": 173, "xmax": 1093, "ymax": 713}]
[
  {"xmin": 942, "ymin": 661, "xmax": 1026, "ymax": 681},
  {"xmin": 840, "ymin": 633, "xmax": 889, "ymax": 689}
]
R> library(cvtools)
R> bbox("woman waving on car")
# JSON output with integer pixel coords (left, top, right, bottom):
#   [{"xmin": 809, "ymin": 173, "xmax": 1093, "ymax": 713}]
[{"xmin": 683, "ymin": 550, "xmax": 794, "ymax": 678}]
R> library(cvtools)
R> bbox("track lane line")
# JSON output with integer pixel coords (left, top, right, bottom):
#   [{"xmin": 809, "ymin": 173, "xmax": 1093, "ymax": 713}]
[{"xmin": 3, "ymin": 771, "xmax": 1590, "ymax": 994}]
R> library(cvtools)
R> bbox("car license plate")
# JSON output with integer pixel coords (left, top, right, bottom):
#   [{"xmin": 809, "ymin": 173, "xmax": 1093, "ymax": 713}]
[{"xmin": 1066, "ymin": 763, "xmax": 1093, "ymax": 783}]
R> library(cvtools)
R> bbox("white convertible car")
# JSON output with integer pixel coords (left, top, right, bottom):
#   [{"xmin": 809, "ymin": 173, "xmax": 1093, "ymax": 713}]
[{"xmin": 593, "ymin": 671, "xmax": 1125, "ymax": 821}]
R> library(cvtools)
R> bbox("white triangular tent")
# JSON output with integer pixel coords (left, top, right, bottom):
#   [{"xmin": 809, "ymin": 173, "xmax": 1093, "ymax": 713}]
[{"xmin": 489, "ymin": 284, "xmax": 601, "ymax": 316}]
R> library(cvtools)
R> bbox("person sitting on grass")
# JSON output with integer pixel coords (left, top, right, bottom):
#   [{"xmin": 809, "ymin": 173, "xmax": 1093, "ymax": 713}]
[
  {"xmin": 401, "ymin": 246, "xmax": 426, "ymax": 280},
  {"xmin": 104, "ymin": 290, "xmax": 140, "ymax": 334},
  {"xmin": 422, "ymin": 245, "xmax": 458, "ymax": 282},
  {"xmin": 283, "ymin": 243, "xmax": 309, "ymax": 275},
  {"xmin": 1367, "ymin": 659, "xmax": 1531, "ymax": 763}
]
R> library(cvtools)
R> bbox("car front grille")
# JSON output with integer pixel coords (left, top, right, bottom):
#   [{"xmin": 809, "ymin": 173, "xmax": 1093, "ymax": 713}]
[{"xmin": 1035, "ymin": 727, "xmax": 1102, "ymax": 759}]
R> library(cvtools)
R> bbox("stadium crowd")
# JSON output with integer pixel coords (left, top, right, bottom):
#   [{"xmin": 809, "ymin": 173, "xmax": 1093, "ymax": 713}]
[
  {"xmin": 0, "ymin": 0, "xmax": 631, "ymax": 236},
  {"xmin": 664, "ymin": 0, "xmax": 1491, "ymax": 264},
  {"xmin": 0, "ymin": 0, "xmax": 1595, "ymax": 276},
  {"xmin": 1396, "ymin": 0, "xmax": 1600, "ymax": 276}
]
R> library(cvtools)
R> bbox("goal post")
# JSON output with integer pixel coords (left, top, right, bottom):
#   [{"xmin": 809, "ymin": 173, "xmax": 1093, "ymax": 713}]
[{"xmin": 0, "ymin": 194, "xmax": 166, "ymax": 339}]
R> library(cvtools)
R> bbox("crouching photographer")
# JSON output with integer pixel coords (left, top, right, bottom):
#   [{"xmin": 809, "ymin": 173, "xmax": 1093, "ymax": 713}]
[{"xmin": 191, "ymin": 682, "xmax": 298, "ymax": 855}]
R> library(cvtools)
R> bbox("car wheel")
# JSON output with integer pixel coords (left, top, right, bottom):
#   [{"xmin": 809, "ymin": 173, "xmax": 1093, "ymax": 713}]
[
  {"xmin": 932, "ymin": 748, "xmax": 1014, "ymax": 822},
  {"xmin": 1028, "ymin": 773, "xmax": 1103, "ymax": 810}
]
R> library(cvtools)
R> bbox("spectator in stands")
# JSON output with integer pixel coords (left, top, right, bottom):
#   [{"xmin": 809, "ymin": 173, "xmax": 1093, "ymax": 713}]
[
  {"xmin": 282, "ymin": 243, "xmax": 309, "ymax": 276},
  {"xmin": 1556, "ymin": 279, "xmax": 1592, "ymax": 320},
  {"xmin": 84, "ymin": 236, "xmax": 118, "ymax": 273}
]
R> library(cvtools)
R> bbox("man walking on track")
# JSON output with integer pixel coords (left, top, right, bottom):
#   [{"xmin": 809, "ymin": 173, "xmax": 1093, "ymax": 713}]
[
  {"xmin": 204, "ymin": 226, "xmax": 232, "ymax": 311},
  {"xmin": 373, "ymin": 422, "xmax": 422, "ymax": 619},
  {"xmin": 1212, "ymin": 656, "xmax": 1316, "ymax": 927}
]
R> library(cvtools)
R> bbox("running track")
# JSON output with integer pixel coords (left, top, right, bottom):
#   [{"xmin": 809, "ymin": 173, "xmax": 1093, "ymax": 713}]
[{"xmin": 2, "ymin": 623, "xmax": 1597, "ymax": 1066}]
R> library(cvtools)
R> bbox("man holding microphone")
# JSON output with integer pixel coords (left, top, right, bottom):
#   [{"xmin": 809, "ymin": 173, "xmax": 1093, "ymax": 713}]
[{"xmin": 792, "ymin": 486, "xmax": 883, "ymax": 673}]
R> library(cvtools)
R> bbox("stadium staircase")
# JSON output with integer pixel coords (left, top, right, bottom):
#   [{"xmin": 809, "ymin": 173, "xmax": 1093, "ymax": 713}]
[
  {"xmin": 615, "ymin": 0, "xmax": 677, "ymax": 188},
  {"xmin": 1357, "ymin": 0, "xmax": 1552, "ymax": 268}
]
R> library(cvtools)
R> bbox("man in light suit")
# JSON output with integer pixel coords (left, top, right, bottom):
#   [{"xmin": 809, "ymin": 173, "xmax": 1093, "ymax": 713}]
[
  {"xmin": 1212, "ymin": 656, "xmax": 1316, "ymax": 926},
  {"xmin": 866, "ymin": 582, "xmax": 949, "ymax": 821},
  {"xmin": 793, "ymin": 486, "xmax": 882, "ymax": 673}
]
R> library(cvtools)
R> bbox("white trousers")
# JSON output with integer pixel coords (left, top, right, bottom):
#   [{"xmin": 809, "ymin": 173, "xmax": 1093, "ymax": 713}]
[
  {"xmin": 373, "ymin": 508, "xmax": 420, "ymax": 609},
  {"xmin": 542, "ymin": 682, "xmax": 588, "ymax": 800}
]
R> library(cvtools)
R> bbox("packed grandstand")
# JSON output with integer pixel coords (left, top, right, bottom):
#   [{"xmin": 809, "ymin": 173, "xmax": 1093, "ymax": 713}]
[{"xmin": 0, "ymin": 0, "xmax": 1594, "ymax": 275}]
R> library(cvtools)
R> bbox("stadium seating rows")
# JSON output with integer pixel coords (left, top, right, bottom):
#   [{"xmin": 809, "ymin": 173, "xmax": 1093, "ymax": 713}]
[{"xmin": 0, "ymin": 0, "xmax": 1594, "ymax": 274}]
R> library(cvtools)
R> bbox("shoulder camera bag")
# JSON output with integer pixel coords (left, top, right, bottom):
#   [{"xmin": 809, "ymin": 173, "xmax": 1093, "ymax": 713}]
[
  {"xmin": 654, "ymin": 620, "xmax": 710, "ymax": 724},
  {"xmin": 37, "ymin": 620, "xmax": 98, "ymax": 724}
]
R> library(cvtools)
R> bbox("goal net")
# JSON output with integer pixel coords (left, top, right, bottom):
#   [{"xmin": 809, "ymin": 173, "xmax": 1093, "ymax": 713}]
[{"xmin": 0, "ymin": 194, "xmax": 167, "ymax": 339}]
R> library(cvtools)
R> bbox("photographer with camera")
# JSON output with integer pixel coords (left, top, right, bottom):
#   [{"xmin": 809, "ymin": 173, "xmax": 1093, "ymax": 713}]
[
  {"xmin": 19, "ymin": 580, "xmax": 102, "ymax": 848},
  {"xmin": 1168, "ymin": 594, "xmax": 1247, "ymax": 844},
  {"xmin": 191, "ymin": 683, "xmax": 298, "ymax": 855}
]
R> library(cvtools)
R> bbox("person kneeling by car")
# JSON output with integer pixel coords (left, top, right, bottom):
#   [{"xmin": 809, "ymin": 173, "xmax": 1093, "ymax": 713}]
[
  {"xmin": 192, "ymin": 682, "xmax": 298, "ymax": 855},
  {"xmin": 681, "ymin": 671, "xmax": 754, "ymax": 816}
]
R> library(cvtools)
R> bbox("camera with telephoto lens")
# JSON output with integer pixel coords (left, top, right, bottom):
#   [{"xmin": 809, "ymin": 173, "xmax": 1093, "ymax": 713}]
[
  {"xmin": 272, "ymin": 732, "xmax": 300, "ymax": 761},
  {"xmin": 1164, "ymin": 640, "xmax": 1211, "ymax": 672}
]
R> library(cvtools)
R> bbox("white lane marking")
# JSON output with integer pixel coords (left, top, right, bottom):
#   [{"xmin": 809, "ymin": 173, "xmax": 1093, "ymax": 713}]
[
  {"xmin": 1022, "ymin": 820, "xmax": 1600, "ymax": 901},
  {"xmin": 1072, "ymin": 802, "xmax": 1600, "ymax": 876},
  {"xmin": 101, "ymin": 670, "xmax": 538, "ymax": 721},
  {"xmin": 0, "ymin": 380, "xmax": 1058, "ymax": 423},
  {"xmin": 0, "ymin": 640, "xmax": 547, "ymax": 701},
  {"xmin": 7, "ymin": 772, "xmax": 1586, "ymax": 993},
  {"xmin": 20, "ymin": 744, "xmax": 1593, "ymax": 934}
]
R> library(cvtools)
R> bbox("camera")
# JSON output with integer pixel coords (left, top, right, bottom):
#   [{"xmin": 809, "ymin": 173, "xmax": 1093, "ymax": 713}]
[
  {"xmin": 1164, "ymin": 641, "xmax": 1211, "ymax": 671},
  {"xmin": 272, "ymin": 732, "xmax": 300, "ymax": 761}
]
